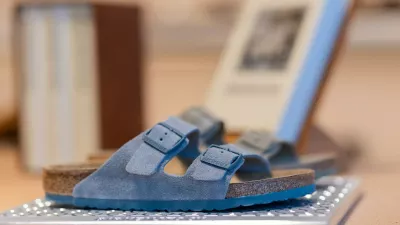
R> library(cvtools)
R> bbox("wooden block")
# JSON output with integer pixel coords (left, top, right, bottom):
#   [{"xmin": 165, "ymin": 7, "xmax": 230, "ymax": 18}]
[{"xmin": 93, "ymin": 4, "xmax": 143, "ymax": 148}]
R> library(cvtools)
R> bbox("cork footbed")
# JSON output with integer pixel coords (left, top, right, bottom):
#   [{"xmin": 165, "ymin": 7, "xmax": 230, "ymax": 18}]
[{"xmin": 43, "ymin": 161, "xmax": 314, "ymax": 199}]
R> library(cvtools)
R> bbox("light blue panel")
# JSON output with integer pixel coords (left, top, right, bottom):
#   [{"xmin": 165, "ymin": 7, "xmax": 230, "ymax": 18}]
[{"xmin": 277, "ymin": 0, "xmax": 350, "ymax": 142}]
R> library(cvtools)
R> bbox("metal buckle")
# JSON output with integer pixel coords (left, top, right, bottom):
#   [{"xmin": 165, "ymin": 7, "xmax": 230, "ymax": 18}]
[
  {"xmin": 143, "ymin": 122, "xmax": 186, "ymax": 154},
  {"xmin": 200, "ymin": 145, "xmax": 242, "ymax": 170}
]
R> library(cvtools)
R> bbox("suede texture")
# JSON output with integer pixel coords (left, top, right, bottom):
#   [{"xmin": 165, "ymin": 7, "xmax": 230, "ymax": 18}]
[
  {"xmin": 235, "ymin": 130, "xmax": 299, "ymax": 165},
  {"xmin": 180, "ymin": 106, "xmax": 225, "ymax": 146},
  {"xmin": 180, "ymin": 107, "xmax": 300, "ymax": 167},
  {"xmin": 73, "ymin": 117, "xmax": 249, "ymax": 201},
  {"xmin": 179, "ymin": 107, "xmax": 272, "ymax": 176}
]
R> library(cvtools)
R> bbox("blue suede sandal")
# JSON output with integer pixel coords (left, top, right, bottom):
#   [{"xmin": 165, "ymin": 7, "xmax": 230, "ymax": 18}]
[
  {"xmin": 44, "ymin": 117, "xmax": 315, "ymax": 211},
  {"xmin": 180, "ymin": 106, "xmax": 337, "ymax": 178}
]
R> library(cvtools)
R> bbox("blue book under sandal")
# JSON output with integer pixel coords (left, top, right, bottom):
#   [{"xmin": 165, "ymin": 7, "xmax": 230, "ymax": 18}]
[{"xmin": 44, "ymin": 117, "xmax": 315, "ymax": 211}]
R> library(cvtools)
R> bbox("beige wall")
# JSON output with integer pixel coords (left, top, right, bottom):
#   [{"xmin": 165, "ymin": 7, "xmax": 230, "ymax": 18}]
[{"xmin": 317, "ymin": 48, "xmax": 400, "ymax": 167}]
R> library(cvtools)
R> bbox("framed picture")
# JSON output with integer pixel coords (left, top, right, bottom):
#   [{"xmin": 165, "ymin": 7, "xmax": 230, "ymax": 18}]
[{"xmin": 206, "ymin": 0, "xmax": 350, "ymax": 142}]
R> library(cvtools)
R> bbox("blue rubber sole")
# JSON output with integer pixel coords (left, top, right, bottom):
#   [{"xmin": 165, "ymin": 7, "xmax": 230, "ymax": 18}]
[{"xmin": 46, "ymin": 184, "xmax": 315, "ymax": 211}]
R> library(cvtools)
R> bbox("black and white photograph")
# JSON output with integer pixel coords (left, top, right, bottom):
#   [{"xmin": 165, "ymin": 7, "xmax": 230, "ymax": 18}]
[{"xmin": 240, "ymin": 8, "xmax": 305, "ymax": 71}]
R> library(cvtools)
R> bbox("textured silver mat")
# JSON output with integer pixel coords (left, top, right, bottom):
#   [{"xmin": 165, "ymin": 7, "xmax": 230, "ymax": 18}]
[{"xmin": 0, "ymin": 176, "xmax": 361, "ymax": 225}]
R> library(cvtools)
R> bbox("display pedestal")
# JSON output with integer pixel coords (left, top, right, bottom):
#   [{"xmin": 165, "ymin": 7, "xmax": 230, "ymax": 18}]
[{"xmin": 0, "ymin": 176, "xmax": 361, "ymax": 225}]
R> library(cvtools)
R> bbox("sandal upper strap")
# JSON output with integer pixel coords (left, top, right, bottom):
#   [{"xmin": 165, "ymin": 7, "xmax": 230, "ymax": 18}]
[
  {"xmin": 236, "ymin": 130, "xmax": 298, "ymax": 163},
  {"xmin": 74, "ymin": 118, "xmax": 271, "ymax": 201},
  {"xmin": 186, "ymin": 144, "xmax": 245, "ymax": 182},
  {"xmin": 199, "ymin": 145, "xmax": 243, "ymax": 170},
  {"xmin": 180, "ymin": 106, "xmax": 225, "ymax": 146},
  {"xmin": 142, "ymin": 122, "xmax": 187, "ymax": 154},
  {"xmin": 236, "ymin": 130, "xmax": 278, "ymax": 155},
  {"xmin": 125, "ymin": 117, "xmax": 199, "ymax": 176}
]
